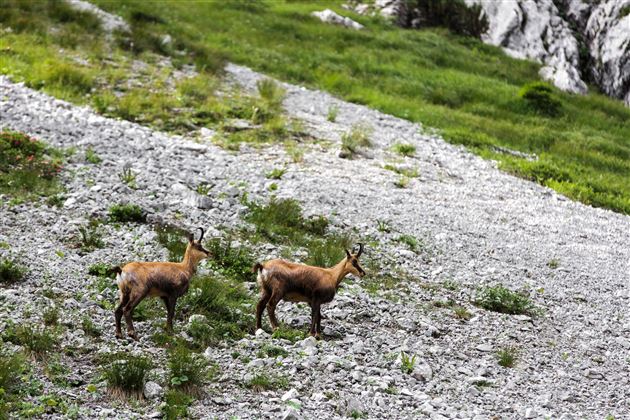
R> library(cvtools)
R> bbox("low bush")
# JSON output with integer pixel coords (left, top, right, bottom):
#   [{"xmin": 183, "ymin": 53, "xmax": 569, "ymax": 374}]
[
  {"xmin": 305, "ymin": 234, "xmax": 352, "ymax": 268},
  {"xmin": 0, "ymin": 258, "xmax": 27, "ymax": 285},
  {"xmin": 168, "ymin": 346, "xmax": 208, "ymax": 394},
  {"xmin": 3, "ymin": 324, "xmax": 58, "ymax": 358},
  {"xmin": 404, "ymin": 0, "xmax": 488, "ymax": 38},
  {"xmin": 205, "ymin": 237, "xmax": 256, "ymax": 282},
  {"xmin": 108, "ymin": 203, "xmax": 146, "ymax": 223},
  {"xmin": 244, "ymin": 372, "xmax": 289, "ymax": 392},
  {"xmin": 475, "ymin": 285, "xmax": 537, "ymax": 316},
  {"xmin": 101, "ymin": 353, "xmax": 152, "ymax": 399},
  {"xmin": 519, "ymin": 82, "xmax": 562, "ymax": 117},
  {"xmin": 162, "ymin": 389, "xmax": 193, "ymax": 420},
  {"xmin": 392, "ymin": 143, "xmax": 416, "ymax": 157}
]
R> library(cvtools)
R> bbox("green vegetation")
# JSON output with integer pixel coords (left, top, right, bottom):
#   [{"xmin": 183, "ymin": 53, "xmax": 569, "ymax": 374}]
[
  {"xmin": 392, "ymin": 143, "xmax": 416, "ymax": 157},
  {"xmin": 257, "ymin": 344, "xmax": 289, "ymax": 359},
  {"xmin": 204, "ymin": 237, "xmax": 256, "ymax": 282},
  {"xmin": 42, "ymin": 307, "xmax": 59, "ymax": 327},
  {"xmin": 383, "ymin": 164, "xmax": 419, "ymax": 178},
  {"xmin": 519, "ymin": 82, "xmax": 562, "ymax": 117},
  {"xmin": 3, "ymin": 324, "xmax": 58, "ymax": 358},
  {"xmin": 244, "ymin": 372, "xmax": 289, "ymax": 392},
  {"xmin": 400, "ymin": 351, "xmax": 417, "ymax": 374},
  {"xmin": 162, "ymin": 389, "xmax": 193, "ymax": 420},
  {"xmin": 108, "ymin": 203, "xmax": 146, "ymax": 223},
  {"xmin": 155, "ymin": 224, "xmax": 189, "ymax": 262},
  {"xmin": 0, "ymin": 350, "xmax": 27, "ymax": 416},
  {"xmin": 81, "ymin": 316, "xmax": 102, "ymax": 338},
  {"xmin": 85, "ymin": 147, "xmax": 101, "ymax": 164},
  {"xmin": 101, "ymin": 353, "xmax": 152, "ymax": 400},
  {"xmin": 453, "ymin": 305, "xmax": 472, "ymax": 320},
  {"xmin": 87, "ymin": 262, "xmax": 118, "ymax": 278},
  {"xmin": 77, "ymin": 220, "xmax": 104, "ymax": 252},
  {"xmin": 547, "ymin": 258, "xmax": 559, "ymax": 269},
  {"xmin": 497, "ymin": 346, "xmax": 518, "ymax": 368},
  {"xmin": 475, "ymin": 284, "xmax": 538, "ymax": 316},
  {"xmin": 340, "ymin": 124, "xmax": 373, "ymax": 158},
  {"xmin": 397, "ymin": 234, "xmax": 421, "ymax": 252},
  {"xmin": 327, "ymin": 105, "xmax": 339, "ymax": 122},
  {"xmin": 266, "ymin": 167, "xmax": 286, "ymax": 180},
  {"xmin": 394, "ymin": 176, "xmax": 410, "ymax": 188},
  {"xmin": 0, "ymin": 131, "xmax": 63, "ymax": 202},
  {"xmin": 305, "ymin": 234, "xmax": 352, "ymax": 267},
  {"xmin": 83, "ymin": 0, "xmax": 630, "ymax": 214},
  {"xmin": 405, "ymin": 0, "xmax": 488, "ymax": 38},
  {"xmin": 118, "ymin": 167, "xmax": 137, "ymax": 189},
  {"xmin": 0, "ymin": 257, "xmax": 27, "ymax": 285},
  {"xmin": 168, "ymin": 346, "xmax": 208, "ymax": 393},
  {"xmin": 271, "ymin": 326, "xmax": 306, "ymax": 343}
]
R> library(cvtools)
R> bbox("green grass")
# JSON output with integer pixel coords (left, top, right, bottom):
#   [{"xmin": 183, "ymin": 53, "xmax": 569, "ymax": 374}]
[
  {"xmin": 108, "ymin": 203, "xmax": 146, "ymax": 223},
  {"xmin": 204, "ymin": 236, "xmax": 256, "ymax": 283},
  {"xmin": 475, "ymin": 284, "xmax": 538, "ymax": 316},
  {"xmin": 76, "ymin": 220, "xmax": 104, "ymax": 252},
  {"xmin": 257, "ymin": 344, "xmax": 289, "ymax": 359},
  {"xmin": 167, "ymin": 346, "xmax": 208, "ymax": 393},
  {"xmin": 400, "ymin": 351, "xmax": 417, "ymax": 374},
  {"xmin": 340, "ymin": 123, "xmax": 373, "ymax": 157},
  {"xmin": 244, "ymin": 372, "xmax": 289, "ymax": 392},
  {"xmin": 0, "ymin": 131, "xmax": 63, "ymax": 203},
  {"xmin": 84, "ymin": 0, "xmax": 630, "ymax": 215},
  {"xmin": 271, "ymin": 325, "xmax": 306, "ymax": 343},
  {"xmin": 305, "ymin": 234, "xmax": 352, "ymax": 267},
  {"xmin": 162, "ymin": 389, "xmax": 193, "ymax": 420},
  {"xmin": 392, "ymin": 143, "xmax": 416, "ymax": 157},
  {"xmin": 0, "ymin": 349, "xmax": 27, "ymax": 416},
  {"xmin": 101, "ymin": 353, "xmax": 152, "ymax": 400},
  {"xmin": 3, "ymin": 324, "xmax": 58, "ymax": 359},
  {"xmin": 0, "ymin": 257, "xmax": 27, "ymax": 285},
  {"xmin": 497, "ymin": 346, "xmax": 518, "ymax": 368}
]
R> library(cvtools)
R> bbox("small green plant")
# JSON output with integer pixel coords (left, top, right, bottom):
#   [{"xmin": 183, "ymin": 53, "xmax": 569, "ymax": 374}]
[
  {"xmin": 271, "ymin": 326, "xmax": 307, "ymax": 343},
  {"xmin": 376, "ymin": 220, "xmax": 391, "ymax": 233},
  {"xmin": 87, "ymin": 262, "xmax": 118, "ymax": 278},
  {"xmin": 397, "ymin": 234, "xmax": 420, "ymax": 252},
  {"xmin": 256, "ymin": 78, "xmax": 285, "ymax": 111},
  {"xmin": 162, "ymin": 389, "xmax": 193, "ymax": 420},
  {"xmin": 519, "ymin": 82, "xmax": 562, "ymax": 117},
  {"xmin": 0, "ymin": 350, "xmax": 26, "ymax": 396},
  {"xmin": 268, "ymin": 182, "xmax": 278, "ymax": 191},
  {"xmin": 245, "ymin": 372, "xmax": 289, "ymax": 392},
  {"xmin": 168, "ymin": 346, "xmax": 208, "ymax": 394},
  {"xmin": 118, "ymin": 167, "xmax": 137, "ymax": 188},
  {"xmin": 394, "ymin": 176, "xmax": 410, "ymax": 188},
  {"xmin": 340, "ymin": 124, "xmax": 372, "ymax": 158},
  {"xmin": 77, "ymin": 220, "xmax": 104, "ymax": 252},
  {"xmin": 0, "ymin": 257, "xmax": 27, "ymax": 284},
  {"xmin": 266, "ymin": 168, "xmax": 286, "ymax": 180},
  {"xmin": 205, "ymin": 236, "xmax": 256, "ymax": 282},
  {"xmin": 475, "ymin": 285, "xmax": 537, "ymax": 316},
  {"xmin": 383, "ymin": 164, "xmax": 419, "ymax": 178},
  {"xmin": 497, "ymin": 346, "xmax": 518, "ymax": 368},
  {"xmin": 108, "ymin": 203, "xmax": 145, "ymax": 223},
  {"xmin": 305, "ymin": 234, "xmax": 352, "ymax": 268},
  {"xmin": 81, "ymin": 316, "xmax": 101, "ymax": 338},
  {"xmin": 85, "ymin": 147, "xmax": 101, "ymax": 164},
  {"xmin": 42, "ymin": 307, "xmax": 59, "ymax": 326},
  {"xmin": 327, "ymin": 105, "xmax": 339, "ymax": 122},
  {"xmin": 453, "ymin": 305, "xmax": 472, "ymax": 320},
  {"xmin": 3, "ymin": 324, "xmax": 58, "ymax": 358},
  {"xmin": 196, "ymin": 183, "xmax": 211, "ymax": 195},
  {"xmin": 547, "ymin": 258, "xmax": 559, "ymax": 269},
  {"xmin": 257, "ymin": 344, "xmax": 289, "ymax": 359},
  {"xmin": 400, "ymin": 351, "xmax": 417, "ymax": 374},
  {"xmin": 101, "ymin": 353, "xmax": 152, "ymax": 400},
  {"xmin": 392, "ymin": 143, "xmax": 416, "ymax": 157},
  {"xmin": 285, "ymin": 141, "xmax": 304, "ymax": 163}
]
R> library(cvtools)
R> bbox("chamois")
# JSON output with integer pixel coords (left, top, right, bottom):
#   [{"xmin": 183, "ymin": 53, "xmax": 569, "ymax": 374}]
[
  {"xmin": 254, "ymin": 243, "xmax": 366, "ymax": 338},
  {"xmin": 114, "ymin": 227, "xmax": 211, "ymax": 340}
]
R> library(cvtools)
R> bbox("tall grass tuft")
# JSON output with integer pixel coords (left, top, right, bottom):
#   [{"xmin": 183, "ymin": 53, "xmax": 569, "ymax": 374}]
[{"xmin": 101, "ymin": 353, "xmax": 152, "ymax": 400}]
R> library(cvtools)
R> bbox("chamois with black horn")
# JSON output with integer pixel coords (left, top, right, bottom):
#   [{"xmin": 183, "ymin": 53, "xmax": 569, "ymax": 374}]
[
  {"xmin": 114, "ymin": 227, "xmax": 211, "ymax": 340},
  {"xmin": 253, "ymin": 243, "xmax": 366, "ymax": 338}
]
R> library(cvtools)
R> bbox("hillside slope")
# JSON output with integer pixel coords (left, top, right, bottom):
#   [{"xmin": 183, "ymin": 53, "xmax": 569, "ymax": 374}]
[{"xmin": 1, "ymin": 62, "xmax": 629, "ymax": 418}]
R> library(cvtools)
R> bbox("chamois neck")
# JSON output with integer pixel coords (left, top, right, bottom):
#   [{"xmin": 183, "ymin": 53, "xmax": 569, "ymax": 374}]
[
  {"xmin": 181, "ymin": 248, "xmax": 200, "ymax": 274},
  {"xmin": 328, "ymin": 258, "xmax": 350, "ymax": 288}
]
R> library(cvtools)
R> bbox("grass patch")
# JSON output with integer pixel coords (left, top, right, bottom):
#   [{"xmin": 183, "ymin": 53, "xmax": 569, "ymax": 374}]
[
  {"xmin": 340, "ymin": 124, "xmax": 372, "ymax": 158},
  {"xmin": 396, "ymin": 234, "xmax": 421, "ymax": 252},
  {"xmin": 305, "ymin": 234, "xmax": 352, "ymax": 267},
  {"xmin": 400, "ymin": 351, "xmax": 417, "ymax": 374},
  {"xmin": 205, "ymin": 237, "xmax": 256, "ymax": 282},
  {"xmin": 180, "ymin": 274, "xmax": 254, "ymax": 344},
  {"xmin": 0, "ymin": 257, "xmax": 27, "ymax": 285},
  {"xmin": 244, "ymin": 372, "xmax": 289, "ymax": 392},
  {"xmin": 327, "ymin": 105, "xmax": 339, "ymax": 122},
  {"xmin": 384, "ymin": 164, "xmax": 419, "ymax": 178},
  {"xmin": 453, "ymin": 305, "xmax": 472, "ymax": 320},
  {"xmin": 85, "ymin": 147, "xmax": 101, "ymax": 164},
  {"xmin": 118, "ymin": 167, "xmax": 137, "ymax": 189},
  {"xmin": 162, "ymin": 389, "xmax": 193, "ymax": 420},
  {"xmin": 108, "ymin": 203, "xmax": 146, "ymax": 223},
  {"xmin": 87, "ymin": 262, "xmax": 118, "ymax": 278},
  {"xmin": 0, "ymin": 349, "xmax": 27, "ymax": 415},
  {"xmin": 76, "ymin": 220, "xmax": 104, "ymax": 252},
  {"xmin": 475, "ymin": 285, "xmax": 537, "ymax": 316},
  {"xmin": 0, "ymin": 131, "xmax": 63, "ymax": 202},
  {"xmin": 244, "ymin": 196, "xmax": 328, "ymax": 245},
  {"xmin": 266, "ymin": 167, "xmax": 286, "ymax": 180},
  {"xmin": 42, "ymin": 307, "xmax": 59, "ymax": 327},
  {"xmin": 271, "ymin": 326, "xmax": 306, "ymax": 343},
  {"xmin": 497, "ymin": 346, "xmax": 518, "ymax": 368},
  {"xmin": 257, "ymin": 344, "xmax": 289, "ymax": 359},
  {"xmin": 168, "ymin": 346, "xmax": 208, "ymax": 394},
  {"xmin": 81, "ymin": 316, "xmax": 102, "ymax": 338},
  {"xmin": 3, "ymin": 324, "xmax": 58, "ymax": 359},
  {"xmin": 155, "ymin": 224, "xmax": 189, "ymax": 262},
  {"xmin": 101, "ymin": 353, "xmax": 152, "ymax": 400},
  {"xmin": 392, "ymin": 143, "xmax": 416, "ymax": 157}
]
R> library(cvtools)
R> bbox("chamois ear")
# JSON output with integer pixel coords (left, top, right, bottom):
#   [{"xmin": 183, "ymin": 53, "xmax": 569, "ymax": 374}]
[{"xmin": 345, "ymin": 249, "xmax": 352, "ymax": 259}]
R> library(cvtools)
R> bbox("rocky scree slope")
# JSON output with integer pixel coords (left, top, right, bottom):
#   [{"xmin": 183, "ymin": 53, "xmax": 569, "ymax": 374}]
[
  {"xmin": 352, "ymin": 0, "xmax": 630, "ymax": 105},
  {"xmin": 1, "ymin": 61, "xmax": 630, "ymax": 419}
]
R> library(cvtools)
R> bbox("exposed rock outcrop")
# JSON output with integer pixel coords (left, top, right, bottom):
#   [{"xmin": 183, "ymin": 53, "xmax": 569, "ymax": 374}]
[
  {"xmin": 351, "ymin": 0, "xmax": 629, "ymax": 105},
  {"xmin": 312, "ymin": 9, "xmax": 364, "ymax": 30}
]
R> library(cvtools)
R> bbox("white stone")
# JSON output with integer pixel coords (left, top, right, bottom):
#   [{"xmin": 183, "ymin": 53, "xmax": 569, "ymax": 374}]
[
  {"xmin": 311, "ymin": 9, "xmax": 364, "ymax": 30},
  {"xmin": 143, "ymin": 381, "xmax": 163, "ymax": 399}
]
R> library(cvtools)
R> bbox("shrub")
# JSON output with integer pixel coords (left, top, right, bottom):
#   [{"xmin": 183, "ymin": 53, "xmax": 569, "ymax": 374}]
[
  {"xmin": 257, "ymin": 344, "xmax": 288, "ymax": 359},
  {"xmin": 475, "ymin": 285, "xmax": 537, "ymax": 316},
  {"xmin": 101, "ymin": 353, "xmax": 152, "ymax": 399},
  {"xmin": 519, "ymin": 82, "xmax": 562, "ymax": 117},
  {"xmin": 168, "ymin": 346, "xmax": 208, "ymax": 393},
  {"xmin": 405, "ymin": 0, "xmax": 488, "ymax": 38},
  {"xmin": 327, "ymin": 105, "xmax": 339, "ymax": 122},
  {"xmin": 155, "ymin": 224, "xmax": 188, "ymax": 262},
  {"xmin": 108, "ymin": 203, "xmax": 146, "ymax": 223},
  {"xmin": 87, "ymin": 263, "xmax": 118, "ymax": 278},
  {"xmin": 42, "ymin": 307, "xmax": 59, "ymax": 326},
  {"xmin": 497, "ymin": 346, "xmax": 518, "ymax": 368},
  {"xmin": 0, "ymin": 351, "xmax": 26, "ymax": 396},
  {"xmin": 392, "ymin": 143, "xmax": 416, "ymax": 157},
  {"xmin": 244, "ymin": 372, "xmax": 289, "ymax": 392},
  {"xmin": 3, "ymin": 324, "xmax": 57, "ymax": 358},
  {"xmin": 0, "ymin": 258, "xmax": 26, "ymax": 284}
]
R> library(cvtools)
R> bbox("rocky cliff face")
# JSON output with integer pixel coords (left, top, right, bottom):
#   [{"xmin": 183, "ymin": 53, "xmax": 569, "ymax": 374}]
[{"xmin": 355, "ymin": 0, "xmax": 630, "ymax": 106}]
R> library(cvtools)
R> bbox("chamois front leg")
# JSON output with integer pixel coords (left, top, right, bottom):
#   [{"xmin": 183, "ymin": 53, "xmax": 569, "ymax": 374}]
[
  {"xmin": 310, "ymin": 301, "xmax": 321, "ymax": 338},
  {"xmin": 161, "ymin": 296, "xmax": 177, "ymax": 333},
  {"xmin": 256, "ymin": 290, "xmax": 271, "ymax": 331},
  {"xmin": 316, "ymin": 307, "xmax": 323, "ymax": 334},
  {"xmin": 115, "ymin": 292, "xmax": 130, "ymax": 339}
]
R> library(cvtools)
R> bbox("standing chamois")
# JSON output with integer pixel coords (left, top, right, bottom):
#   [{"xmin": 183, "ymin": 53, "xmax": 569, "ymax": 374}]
[
  {"xmin": 254, "ymin": 243, "xmax": 366, "ymax": 338},
  {"xmin": 114, "ymin": 227, "xmax": 211, "ymax": 340}
]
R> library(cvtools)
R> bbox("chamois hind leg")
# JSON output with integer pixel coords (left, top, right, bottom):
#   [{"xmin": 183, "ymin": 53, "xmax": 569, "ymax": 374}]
[
  {"xmin": 115, "ymin": 291, "xmax": 130, "ymax": 339},
  {"xmin": 160, "ymin": 296, "xmax": 177, "ymax": 333},
  {"xmin": 316, "ymin": 307, "xmax": 323, "ymax": 334},
  {"xmin": 123, "ymin": 291, "xmax": 147, "ymax": 341},
  {"xmin": 266, "ymin": 292, "xmax": 282, "ymax": 331},
  {"xmin": 256, "ymin": 289, "xmax": 271, "ymax": 331}
]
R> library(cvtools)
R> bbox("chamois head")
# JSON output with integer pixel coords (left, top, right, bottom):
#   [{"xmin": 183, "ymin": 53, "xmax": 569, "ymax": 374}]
[
  {"xmin": 186, "ymin": 227, "xmax": 211, "ymax": 263},
  {"xmin": 344, "ymin": 243, "xmax": 366, "ymax": 278}
]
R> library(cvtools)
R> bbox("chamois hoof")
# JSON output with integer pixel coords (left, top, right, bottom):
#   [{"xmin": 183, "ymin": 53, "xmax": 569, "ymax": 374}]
[
  {"xmin": 128, "ymin": 331, "xmax": 139, "ymax": 341},
  {"xmin": 115, "ymin": 331, "xmax": 123, "ymax": 339}
]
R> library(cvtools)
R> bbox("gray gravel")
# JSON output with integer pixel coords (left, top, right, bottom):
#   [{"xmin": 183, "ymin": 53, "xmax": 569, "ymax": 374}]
[{"xmin": 1, "ymin": 60, "xmax": 629, "ymax": 419}]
